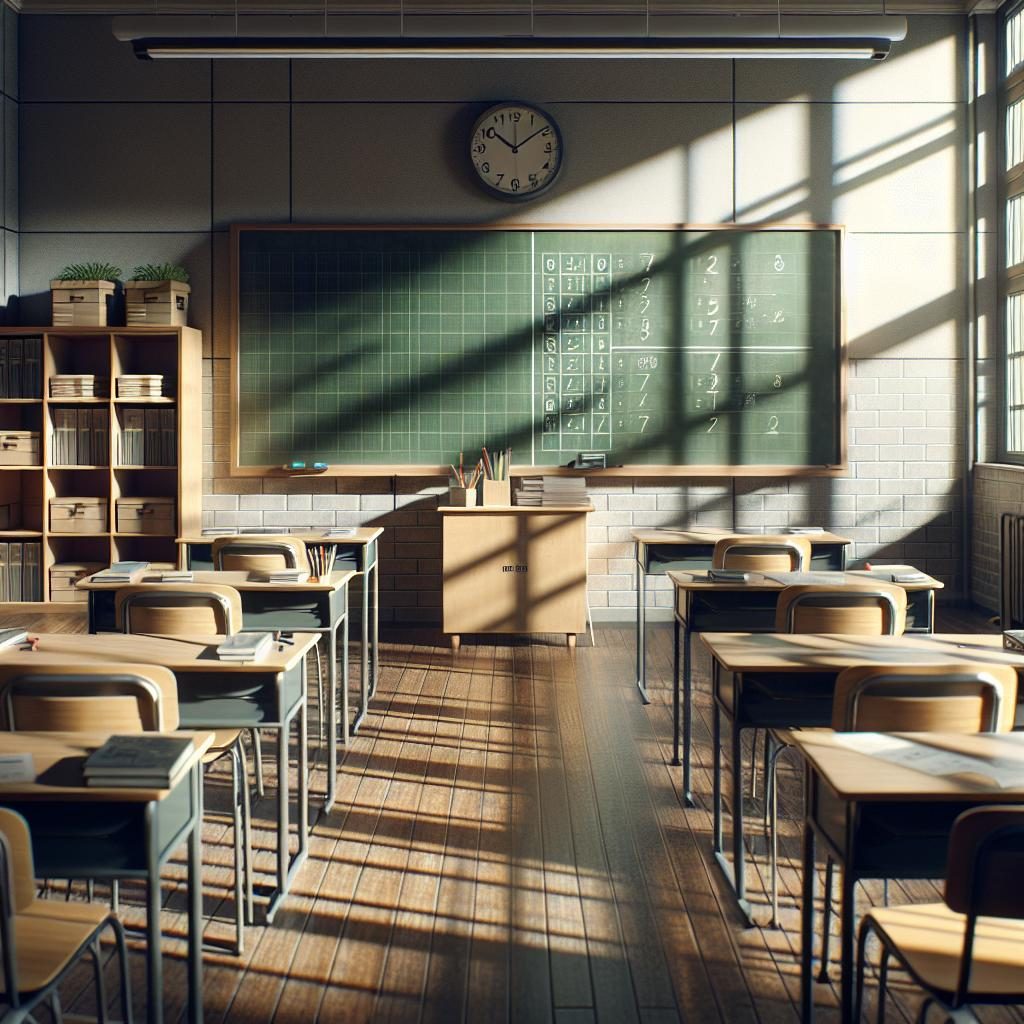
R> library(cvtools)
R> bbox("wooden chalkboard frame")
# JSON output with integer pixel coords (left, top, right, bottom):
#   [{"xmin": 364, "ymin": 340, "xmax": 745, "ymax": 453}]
[{"xmin": 229, "ymin": 222, "xmax": 847, "ymax": 478}]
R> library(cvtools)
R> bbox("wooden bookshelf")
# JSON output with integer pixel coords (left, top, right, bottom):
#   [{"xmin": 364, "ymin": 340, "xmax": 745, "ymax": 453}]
[{"xmin": 0, "ymin": 326, "xmax": 202, "ymax": 610}]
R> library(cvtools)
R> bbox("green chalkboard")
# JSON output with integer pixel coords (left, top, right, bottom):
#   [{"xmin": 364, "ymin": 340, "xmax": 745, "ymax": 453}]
[{"xmin": 230, "ymin": 225, "xmax": 845, "ymax": 475}]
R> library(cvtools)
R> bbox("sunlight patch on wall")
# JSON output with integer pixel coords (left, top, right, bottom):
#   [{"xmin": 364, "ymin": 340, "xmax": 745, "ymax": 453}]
[{"xmin": 734, "ymin": 101, "xmax": 811, "ymax": 222}]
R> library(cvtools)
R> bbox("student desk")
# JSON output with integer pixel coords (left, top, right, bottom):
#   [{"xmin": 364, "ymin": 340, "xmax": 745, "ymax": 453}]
[
  {"xmin": 698, "ymin": 632, "xmax": 1024, "ymax": 930},
  {"xmin": 178, "ymin": 527, "xmax": 383, "ymax": 705},
  {"xmin": 79, "ymin": 568, "xmax": 354, "ymax": 814},
  {"xmin": 0, "ymin": 730, "xmax": 213, "ymax": 1024},
  {"xmin": 631, "ymin": 528, "xmax": 851, "ymax": 702},
  {"xmin": 667, "ymin": 568, "xmax": 943, "ymax": 805},
  {"xmin": 0, "ymin": 630, "xmax": 319, "ymax": 922},
  {"xmin": 792, "ymin": 729, "xmax": 1024, "ymax": 1024}
]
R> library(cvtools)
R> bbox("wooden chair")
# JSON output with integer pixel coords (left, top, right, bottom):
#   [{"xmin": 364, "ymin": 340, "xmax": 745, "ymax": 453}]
[
  {"xmin": 0, "ymin": 807, "xmax": 132, "ymax": 1024},
  {"xmin": 764, "ymin": 583, "xmax": 907, "ymax": 927},
  {"xmin": 856, "ymin": 804, "xmax": 1024, "ymax": 1024},
  {"xmin": 114, "ymin": 582, "xmax": 242, "ymax": 636},
  {"xmin": 210, "ymin": 535, "xmax": 327, "ymax": 745},
  {"xmin": 812, "ymin": 661, "xmax": 1016, "ymax": 984},
  {"xmin": 711, "ymin": 534, "xmax": 812, "ymax": 573},
  {"xmin": 774, "ymin": 582, "xmax": 908, "ymax": 636},
  {"xmin": 211, "ymin": 535, "xmax": 310, "ymax": 575}
]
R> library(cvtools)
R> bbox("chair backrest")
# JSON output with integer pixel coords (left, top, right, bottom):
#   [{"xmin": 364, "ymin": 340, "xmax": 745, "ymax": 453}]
[
  {"xmin": 775, "ymin": 582, "xmax": 907, "ymax": 636},
  {"xmin": 116, "ymin": 583, "xmax": 242, "ymax": 637},
  {"xmin": 711, "ymin": 534, "xmax": 811, "ymax": 573},
  {"xmin": 211, "ymin": 536, "xmax": 310, "ymax": 574},
  {"xmin": 0, "ymin": 662, "xmax": 180, "ymax": 732},
  {"xmin": 0, "ymin": 808, "xmax": 35, "ymax": 915},
  {"xmin": 831, "ymin": 662, "xmax": 1018, "ymax": 734},
  {"xmin": 943, "ymin": 805, "xmax": 1024, "ymax": 1004}
]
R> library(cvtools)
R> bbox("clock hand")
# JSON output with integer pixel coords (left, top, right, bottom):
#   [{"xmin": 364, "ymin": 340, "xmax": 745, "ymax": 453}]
[
  {"xmin": 514, "ymin": 126, "xmax": 547, "ymax": 151},
  {"xmin": 489, "ymin": 130, "xmax": 516, "ymax": 149}
]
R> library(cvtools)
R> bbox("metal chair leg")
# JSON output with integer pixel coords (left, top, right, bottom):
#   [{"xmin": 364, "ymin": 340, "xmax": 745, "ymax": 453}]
[
  {"xmin": 313, "ymin": 640, "xmax": 325, "ymax": 747},
  {"xmin": 240, "ymin": 737, "xmax": 255, "ymax": 926},
  {"xmin": 916, "ymin": 996, "xmax": 934, "ymax": 1024},
  {"xmin": 877, "ymin": 952, "xmax": 889, "ymax": 1024},
  {"xmin": 111, "ymin": 879, "xmax": 119, "ymax": 915},
  {"xmin": 90, "ymin": 936, "xmax": 108, "ymax": 1024},
  {"xmin": 230, "ymin": 744, "xmax": 245, "ymax": 955},
  {"xmin": 749, "ymin": 728, "xmax": 760, "ymax": 799},
  {"xmin": 854, "ymin": 917, "xmax": 871, "ymax": 1024},
  {"xmin": 767, "ymin": 738, "xmax": 788, "ymax": 928},
  {"xmin": 111, "ymin": 917, "xmax": 133, "ymax": 1024}
]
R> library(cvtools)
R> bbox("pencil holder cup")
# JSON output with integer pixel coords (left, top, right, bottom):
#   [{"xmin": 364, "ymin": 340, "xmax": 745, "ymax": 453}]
[
  {"xmin": 448, "ymin": 485, "xmax": 477, "ymax": 507},
  {"xmin": 481, "ymin": 480, "xmax": 511, "ymax": 506}
]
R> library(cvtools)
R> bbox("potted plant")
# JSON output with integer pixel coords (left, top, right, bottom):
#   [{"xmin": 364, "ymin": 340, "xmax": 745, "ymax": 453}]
[
  {"xmin": 124, "ymin": 263, "xmax": 191, "ymax": 326},
  {"xmin": 50, "ymin": 262, "xmax": 121, "ymax": 327}
]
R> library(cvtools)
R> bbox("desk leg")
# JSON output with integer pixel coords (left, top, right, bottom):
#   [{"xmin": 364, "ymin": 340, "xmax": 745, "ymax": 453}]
[
  {"xmin": 801, "ymin": 814, "xmax": 816, "ymax": 1024},
  {"xmin": 672, "ymin": 616, "xmax": 681, "ymax": 767},
  {"xmin": 187, "ymin": 766, "xmax": 204, "ymax": 1024},
  {"xmin": 682, "ymin": 625, "xmax": 694, "ymax": 807},
  {"xmin": 326, "ymin": 620, "xmax": 340, "ymax": 813},
  {"xmin": 712, "ymin": 697, "xmax": 723, "ymax": 854},
  {"xmin": 145, "ymin": 822, "xmax": 163, "ymax": 1024},
  {"xmin": 370, "ymin": 560, "xmax": 380, "ymax": 700},
  {"xmin": 840, "ymin": 867, "xmax": 856, "ymax": 1024},
  {"xmin": 352, "ymin": 602, "xmax": 368, "ymax": 734},
  {"xmin": 636, "ymin": 558, "xmax": 650, "ymax": 703},
  {"xmin": 87, "ymin": 592, "xmax": 98, "ymax": 636}
]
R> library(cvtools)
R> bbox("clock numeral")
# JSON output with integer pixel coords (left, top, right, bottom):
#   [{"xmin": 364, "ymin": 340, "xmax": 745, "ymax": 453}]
[
  {"xmin": 510, "ymin": 178, "xmax": 520, "ymax": 191},
  {"xmin": 474, "ymin": 143, "xmax": 485, "ymax": 154},
  {"xmin": 480, "ymin": 162, "xmax": 490, "ymax": 174}
]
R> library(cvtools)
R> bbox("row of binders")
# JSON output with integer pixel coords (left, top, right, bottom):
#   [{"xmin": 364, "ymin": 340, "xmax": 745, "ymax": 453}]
[
  {"xmin": 0, "ymin": 543, "xmax": 42, "ymax": 601},
  {"xmin": 514, "ymin": 476, "xmax": 590, "ymax": 507},
  {"xmin": 0, "ymin": 338, "xmax": 42, "ymax": 399},
  {"xmin": 117, "ymin": 408, "xmax": 176, "ymax": 466},
  {"xmin": 51, "ymin": 408, "xmax": 109, "ymax": 466}
]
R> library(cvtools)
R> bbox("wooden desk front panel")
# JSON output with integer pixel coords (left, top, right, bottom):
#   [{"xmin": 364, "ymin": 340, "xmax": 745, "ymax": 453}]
[{"xmin": 442, "ymin": 511, "xmax": 587, "ymax": 635}]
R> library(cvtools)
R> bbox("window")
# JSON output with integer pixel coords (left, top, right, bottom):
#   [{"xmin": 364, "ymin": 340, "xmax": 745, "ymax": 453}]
[{"xmin": 1003, "ymin": 3, "xmax": 1024, "ymax": 457}]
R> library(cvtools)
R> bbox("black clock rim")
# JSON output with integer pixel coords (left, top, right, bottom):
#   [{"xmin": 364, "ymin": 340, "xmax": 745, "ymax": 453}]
[{"xmin": 469, "ymin": 100, "xmax": 564, "ymax": 202}]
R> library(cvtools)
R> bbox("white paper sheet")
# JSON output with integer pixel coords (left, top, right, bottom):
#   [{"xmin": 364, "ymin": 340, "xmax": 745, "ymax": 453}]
[
  {"xmin": 0, "ymin": 754, "xmax": 35, "ymax": 783},
  {"xmin": 834, "ymin": 733, "xmax": 1024, "ymax": 789}
]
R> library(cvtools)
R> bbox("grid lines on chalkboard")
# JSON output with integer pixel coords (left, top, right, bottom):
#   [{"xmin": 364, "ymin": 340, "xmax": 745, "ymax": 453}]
[{"xmin": 235, "ymin": 228, "xmax": 842, "ymax": 468}]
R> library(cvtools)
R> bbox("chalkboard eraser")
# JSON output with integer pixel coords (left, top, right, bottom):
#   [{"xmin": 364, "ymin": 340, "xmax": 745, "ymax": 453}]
[{"xmin": 282, "ymin": 461, "xmax": 329, "ymax": 472}]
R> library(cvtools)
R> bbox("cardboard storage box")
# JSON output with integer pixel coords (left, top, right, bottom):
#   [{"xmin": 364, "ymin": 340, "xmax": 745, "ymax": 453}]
[
  {"xmin": 50, "ymin": 280, "xmax": 116, "ymax": 327},
  {"xmin": 50, "ymin": 561, "xmax": 105, "ymax": 602},
  {"xmin": 125, "ymin": 281, "xmax": 190, "ymax": 326},
  {"xmin": 116, "ymin": 496, "xmax": 175, "ymax": 535},
  {"xmin": 0, "ymin": 431, "xmax": 40, "ymax": 466},
  {"xmin": 50, "ymin": 496, "xmax": 107, "ymax": 534}
]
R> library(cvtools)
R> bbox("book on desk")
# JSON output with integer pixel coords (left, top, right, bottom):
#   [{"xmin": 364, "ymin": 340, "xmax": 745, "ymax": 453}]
[{"xmin": 84, "ymin": 734, "xmax": 194, "ymax": 788}]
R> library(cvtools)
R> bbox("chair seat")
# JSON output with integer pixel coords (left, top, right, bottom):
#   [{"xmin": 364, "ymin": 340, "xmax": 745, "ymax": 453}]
[
  {"xmin": 203, "ymin": 728, "xmax": 243, "ymax": 762},
  {"xmin": 3, "ymin": 906, "xmax": 106, "ymax": 994},
  {"xmin": 868, "ymin": 902, "xmax": 1024, "ymax": 998}
]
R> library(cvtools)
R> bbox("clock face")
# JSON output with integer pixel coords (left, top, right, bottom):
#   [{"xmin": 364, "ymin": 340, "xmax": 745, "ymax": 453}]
[{"xmin": 470, "ymin": 103, "xmax": 563, "ymax": 200}]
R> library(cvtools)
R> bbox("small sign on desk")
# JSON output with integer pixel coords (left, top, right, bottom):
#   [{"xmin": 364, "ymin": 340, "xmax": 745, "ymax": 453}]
[{"xmin": 0, "ymin": 754, "xmax": 35, "ymax": 782}]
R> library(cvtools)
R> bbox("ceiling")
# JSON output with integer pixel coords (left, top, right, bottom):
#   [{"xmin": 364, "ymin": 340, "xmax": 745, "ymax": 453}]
[{"xmin": 3, "ymin": 1, "xmax": 995, "ymax": 14}]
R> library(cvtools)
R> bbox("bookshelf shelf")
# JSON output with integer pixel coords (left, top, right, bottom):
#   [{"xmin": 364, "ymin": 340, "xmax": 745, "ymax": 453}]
[{"xmin": 0, "ymin": 326, "xmax": 202, "ymax": 608}]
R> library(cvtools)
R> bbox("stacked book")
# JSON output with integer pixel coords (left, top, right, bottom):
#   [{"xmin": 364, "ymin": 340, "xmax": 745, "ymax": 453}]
[
  {"xmin": 257, "ymin": 568, "xmax": 308, "ymax": 584},
  {"xmin": 50, "ymin": 374, "xmax": 108, "ymax": 398},
  {"xmin": 83, "ymin": 734, "xmax": 195, "ymax": 789},
  {"xmin": 159, "ymin": 569, "xmax": 193, "ymax": 583},
  {"xmin": 514, "ymin": 476, "xmax": 589, "ymax": 507},
  {"xmin": 90, "ymin": 560, "xmax": 149, "ymax": 584},
  {"xmin": 216, "ymin": 632, "xmax": 274, "ymax": 663},
  {"xmin": 116, "ymin": 374, "xmax": 164, "ymax": 398},
  {"xmin": 50, "ymin": 408, "xmax": 109, "ymax": 466}
]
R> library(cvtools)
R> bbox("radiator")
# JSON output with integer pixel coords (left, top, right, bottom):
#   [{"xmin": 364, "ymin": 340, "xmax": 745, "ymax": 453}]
[{"xmin": 1001, "ymin": 512, "xmax": 1024, "ymax": 627}]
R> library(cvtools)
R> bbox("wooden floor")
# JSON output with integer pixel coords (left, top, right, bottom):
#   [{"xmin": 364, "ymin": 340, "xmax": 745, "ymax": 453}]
[{"xmin": 13, "ymin": 608, "xmax": 1024, "ymax": 1024}]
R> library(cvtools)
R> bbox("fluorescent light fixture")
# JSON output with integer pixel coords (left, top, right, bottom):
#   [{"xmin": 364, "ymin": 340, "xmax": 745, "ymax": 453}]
[{"xmin": 114, "ymin": 14, "xmax": 907, "ymax": 62}]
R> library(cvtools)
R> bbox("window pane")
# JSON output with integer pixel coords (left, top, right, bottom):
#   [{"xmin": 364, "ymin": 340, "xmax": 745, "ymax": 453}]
[
  {"xmin": 1008, "ymin": 194, "xmax": 1024, "ymax": 268},
  {"xmin": 1009, "ymin": 291, "xmax": 1024, "ymax": 453},
  {"xmin": 1010, "ymin": 5, "xmax": 1024, "ymax": 78},
  {"xmin": 1010, "ymin": 96, "xmax": 1024, "ymax": 171}
]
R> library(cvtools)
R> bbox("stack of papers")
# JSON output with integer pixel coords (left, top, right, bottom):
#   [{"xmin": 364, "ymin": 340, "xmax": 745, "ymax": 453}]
[
  {"xmin": 90, "ymin": 560, "xmax": 149, "ymax": 584},
  {"xmin": 257, "ymin": 569, "xmax": 308, "ymax": 584},
  {"xmin": 515, "ymin": 476, "xmax": 589, "ymax": 507},
  {"xmin": 116, "ymin": 374, "xmax": 164, "ymax": 398},
  {"xmin": 49, "ymin": 374, "xmax": 108, "ymax": 398},
  {"xmin": 216, "ymin": 632, "xmax": 274, "ymax": 663},
  {"xmin": 323, "ymin": 527, "xmax": 357, "ymax": 537},
  {"xmin": 84, "ymin": 734, "xmax": 194, "ymax": 788},
  {"xmin": 0, "ymin": 628, "xmax": 27, "ymax": 649}
]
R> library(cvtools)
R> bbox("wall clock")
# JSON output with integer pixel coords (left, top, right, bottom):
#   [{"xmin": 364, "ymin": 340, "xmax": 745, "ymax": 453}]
[{"xmin": 469, "ymin": 102, "xmax": 563, "ymax": 200}]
